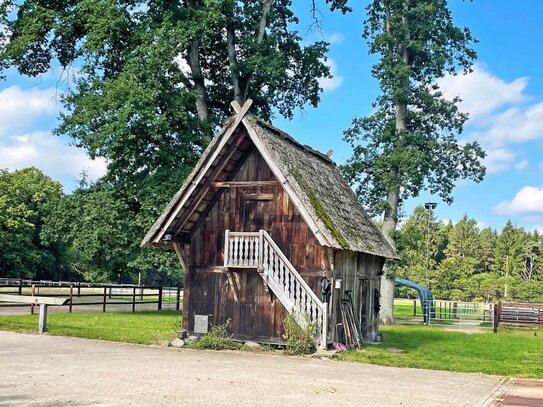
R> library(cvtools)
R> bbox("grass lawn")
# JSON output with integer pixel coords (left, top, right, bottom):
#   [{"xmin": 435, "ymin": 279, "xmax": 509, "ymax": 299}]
[
  {"xmin": 0, "ymin": 310, "xmax": 180, "ymax": 345},
  {"xmin": 337, "ymin": 324, "xmax": 543, "ymax": 378},
  {"xmin": 394, "ymin": 298, "xmax": 423, "ymax": 320}
]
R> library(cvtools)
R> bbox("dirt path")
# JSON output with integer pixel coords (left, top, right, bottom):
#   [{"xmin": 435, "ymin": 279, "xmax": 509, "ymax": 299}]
[{"xmin": 0, "ymin": 331, "xmax": 505, "ymax": 407}]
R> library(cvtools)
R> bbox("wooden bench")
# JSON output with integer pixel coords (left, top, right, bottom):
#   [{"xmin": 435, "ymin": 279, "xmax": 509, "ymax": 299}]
[{"xmin": 0, "ymin": 294, "xmax": 69, "ymax": 334}]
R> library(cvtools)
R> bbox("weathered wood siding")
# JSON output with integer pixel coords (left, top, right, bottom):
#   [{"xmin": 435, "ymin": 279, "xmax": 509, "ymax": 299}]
[
  {"xmin": 185, "ymin": 147, "xmax": 327, "ymax": 341},
  {"xmin": 331, "ymin": 251, "xmax": 385, "ymax": 342}
]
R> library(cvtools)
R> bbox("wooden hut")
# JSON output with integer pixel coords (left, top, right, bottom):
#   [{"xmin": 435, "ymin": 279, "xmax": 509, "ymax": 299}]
[{"xmin": 142, "ymin": 100, "xmax": 398, "ymax": 348}]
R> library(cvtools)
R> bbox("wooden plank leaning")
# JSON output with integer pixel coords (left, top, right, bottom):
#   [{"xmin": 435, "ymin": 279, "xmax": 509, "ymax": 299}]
[{"xmin": 0, "ymin": 294, "xmax": 69, "ymax": 334}]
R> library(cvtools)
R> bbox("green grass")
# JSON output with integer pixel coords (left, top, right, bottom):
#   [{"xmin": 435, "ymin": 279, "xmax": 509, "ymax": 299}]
[
  {"xmin": 337, "ymin": 324, "xmax": 543, "ymax": 378},
  {"xmin": 394, "ymin": 298, "xmax": 422, "ymax": 319},
  {"xmin": 0, "ymin": 310, "xmax": 180, "ymax": 344}
]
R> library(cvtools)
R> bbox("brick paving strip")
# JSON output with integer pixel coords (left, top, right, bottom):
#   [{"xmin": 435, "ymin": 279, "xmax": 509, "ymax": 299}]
[
  {"xmin": 0, "ymin": 331, "xmax": 508, "ymax": 407},
  {"xmin": 493, "ymin": 379, "xmax": 543, "ymax": 407}
]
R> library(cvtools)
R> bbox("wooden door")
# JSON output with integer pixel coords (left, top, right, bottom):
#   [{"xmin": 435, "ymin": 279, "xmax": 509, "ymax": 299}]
[{"xmin": 242, "ymin": 193, "xmax": 274, "ymax": 232}]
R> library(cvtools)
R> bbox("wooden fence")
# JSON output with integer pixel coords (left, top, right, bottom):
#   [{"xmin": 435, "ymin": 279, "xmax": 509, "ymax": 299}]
[
  {"xmin": 494, "ymin": 301, "xmax": 543, "ymax": 332},
  {"xmin": 0, "ymin": 279, "xmax": 181, "ymax": 314}
]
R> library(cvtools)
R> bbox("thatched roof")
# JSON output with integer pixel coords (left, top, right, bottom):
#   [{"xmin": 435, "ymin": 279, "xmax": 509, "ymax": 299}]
[{"xmin": 141, "ymin": 105, "xmax": 397, "ymax": 259}]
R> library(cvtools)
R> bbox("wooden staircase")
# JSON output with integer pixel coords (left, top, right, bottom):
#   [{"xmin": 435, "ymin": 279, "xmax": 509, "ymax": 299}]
[{"xmin": 224, "ymin": 230, "xmax": 328, "ymax": 349}]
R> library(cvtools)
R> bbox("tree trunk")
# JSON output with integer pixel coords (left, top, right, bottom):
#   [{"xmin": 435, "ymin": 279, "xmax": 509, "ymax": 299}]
[
  {"xmin": 379, "ymin": 186, "xmax": 399, "ymax": 324},
  {"xmin": 186, "ymin": 39, "xmax": 211, "ymax": 143},
  {"xmin": 379, "ymin": 0, "xmax": 411, "ymax": 325},
  {"xmin": 226, "ymin": 21, "xmax": 244, "ymax": 105}
]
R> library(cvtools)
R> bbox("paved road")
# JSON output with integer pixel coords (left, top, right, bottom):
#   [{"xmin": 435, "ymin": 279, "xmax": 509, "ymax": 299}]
[{"xmin": 0, "ymin": 331, "xmax": 504, "ymax": 407}]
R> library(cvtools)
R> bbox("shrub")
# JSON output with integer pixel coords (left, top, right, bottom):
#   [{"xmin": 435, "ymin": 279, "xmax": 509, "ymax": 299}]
[{"xmin": 283, "ymin": 313, "xmax": 317, "ymax": 355}]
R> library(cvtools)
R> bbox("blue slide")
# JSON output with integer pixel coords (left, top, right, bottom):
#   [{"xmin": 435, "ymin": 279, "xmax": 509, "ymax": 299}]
[{"xmin": 395, "ymin": 278, "xmax": 434, "ymax": 321}]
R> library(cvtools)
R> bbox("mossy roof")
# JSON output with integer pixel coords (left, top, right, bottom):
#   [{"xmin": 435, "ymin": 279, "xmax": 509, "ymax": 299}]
[{"xmin": 247, "ymin": 116, "xmax": 398, "ymax": 259}]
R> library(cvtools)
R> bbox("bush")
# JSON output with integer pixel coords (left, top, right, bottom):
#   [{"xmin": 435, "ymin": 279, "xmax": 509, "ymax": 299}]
[
  {"xmin": 185, "ymin": 319, "xmax": 242, "ymax": 351},
  {"xmin": 283, "ymin": 313, "xmax": 317, "ymax": 355}
]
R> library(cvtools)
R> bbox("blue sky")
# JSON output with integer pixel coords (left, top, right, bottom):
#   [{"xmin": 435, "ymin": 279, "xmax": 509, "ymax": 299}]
[{"xmin": 1, "ymin": 1, "xmax": 543, "ymax": 232}]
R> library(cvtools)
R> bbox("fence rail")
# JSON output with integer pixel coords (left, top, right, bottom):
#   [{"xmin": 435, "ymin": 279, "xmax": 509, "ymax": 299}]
[
  {"xmin": 495, "ymin": 301, "xmax": 543, "ymax": 330},
  {"xmin": 0, "ymin": 280, "xmax": 181, "ymax": 314}
]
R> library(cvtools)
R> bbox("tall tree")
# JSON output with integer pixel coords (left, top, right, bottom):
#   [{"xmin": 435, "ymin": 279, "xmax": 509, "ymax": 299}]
[
  {"xmin": 1, "ymin": 0, "xmax": 332, "ymax": 283},
  {"xmin": 0, "ymin": 168, "xmax": 64, "ymax": 279},
  {"xmin": 341, "ymin": 0, "xmax": 486, "ymax": 323}
]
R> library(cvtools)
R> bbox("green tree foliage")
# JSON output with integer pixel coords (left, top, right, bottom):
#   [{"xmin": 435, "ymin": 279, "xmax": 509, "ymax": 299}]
[
  {"xmin": 395, "ymin": 209, "xmax": 543, "ymax": 303},
  {"xmin": 41, "ymin": 181, "xmax": 181, "ymax": 284},
  {"xmin": 0, "ymin": 168, "xmax": 63, "ymax": 279},
  {"xmin": 340, "ymin": 0, "xmax": 486, "ymax": 322},
  {"xmin": 0, "ymin": 1, "xmax": 332, "ymax": 283}
]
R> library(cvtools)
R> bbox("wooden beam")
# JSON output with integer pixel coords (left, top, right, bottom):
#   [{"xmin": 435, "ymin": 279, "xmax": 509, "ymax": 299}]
[
  {"xmin": 210, "ymin": 181, "xmax": 281, "ymax": 188},
  {"xmin": 225, "ymin": 271, "xmax": 239, "ymax": 301},
  {"xmin": 153, "ymin": 98, "xmax": 253, "ymax": 243},
  {"xmin": 171, "ymin": 130, "xmax": 249, "ymax": 234},
  {"xmin": 189, "ymin": 146, "xmax": 255, "ymax": 236},
  {"xmin": 172, "ymin": 243, "xmax": 189, "ymax": 273},
  {"xmin": 0, "ymin": 294, "xmax": 69, "ymax": 305}
]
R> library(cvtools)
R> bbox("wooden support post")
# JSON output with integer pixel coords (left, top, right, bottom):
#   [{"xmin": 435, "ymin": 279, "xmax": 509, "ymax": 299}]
[
  {"xmin": 103, "ymin": 287, "xmax": 107, "ymax": 312},
  {"xmin": 69, "ymin": 284, "xmax": 73, "ymax": 313},
  {"xmin": 493, "ymin": 301, "xmax": 500, "ymax": 333},
  {"xmin": 158, "ymin": 287, "xmax": 163, "ymax": 310},
  {"xmin": 132, "ymin": 286, "xmax": 136, "ymax": 312},
  {"xmin": 18, "ymin": 280, "xmax": 22, "ymax": 295},
  {"xmin": 413, "ymin": 299, "xmax": 416, "ymax": 316},
  {"xmin": 108, "ymin": 287, "xmax": 112, "ymax": 299},
  {"xmin": 176, "ymin": 286, "xmax": 181, "ymax": 311},
  {"xmin": 38, "ymin": 304, "xmax": 48, "ymax": 334},
  {"xmin": 31, "ymin": 284, "xmax": 36, "ymax": 315},
  {"xmin": 77, "ymin": 282, "xmax": 81, "ymax": 297}
]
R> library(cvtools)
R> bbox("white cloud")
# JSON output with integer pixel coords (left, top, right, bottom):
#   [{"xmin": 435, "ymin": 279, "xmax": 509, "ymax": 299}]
[
  {"xmin": 318, "ymin": 58, "xmax": 343, "ymax": 92},
  {"xmin": 483, "ymin": 147, "xmax": 515, "ymax": 174},
  {"xmin": 327, "ymin": 33, "xmax": 345, "ymax": 44},
  {"xmin": 437, "ymin": 65, "xmax": 527, "ymax": 122},
  {"xmin": 515, "ymin": 159, "xmax": 529, "ymax": 171},
  {"xmin": 471, "ymin": 102, "xmax": 543, "ymax": 147},
  {"xmin": 0, "ymin": 131, "xmax": 107, "ymax": 183},
  {"xmin": 494, "ymin": 186, "xmax": 543, "ymax": 216},
  {"xmin": 0, "ymin": 86, "xmax": 58, "ymax": 134}
]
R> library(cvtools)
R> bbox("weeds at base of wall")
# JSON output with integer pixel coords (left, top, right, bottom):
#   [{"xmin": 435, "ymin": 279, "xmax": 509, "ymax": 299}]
[
  {"xmin": 283, "ymin": 313, "xmax": 318, "ymax": 355},
  {"xmin": 185, "ymin": 319, "xmax": 242, "ymax": 350}
]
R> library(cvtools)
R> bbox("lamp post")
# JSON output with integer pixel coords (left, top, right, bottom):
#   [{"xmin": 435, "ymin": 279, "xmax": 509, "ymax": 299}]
[{"xmin": 424, "ymin": 202, "xmax": 437, "ymax": 324}]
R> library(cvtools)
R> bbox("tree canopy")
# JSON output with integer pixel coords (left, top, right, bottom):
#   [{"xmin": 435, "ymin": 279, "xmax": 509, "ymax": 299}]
[
  {"xmin": 339, "ymin": 0, "xmax": 486, "ymax": 323},
  {"xmin": 0, "ymin": 0, "xmax": 334, "ymax": 284},
  {"xmin": 395, "ymin": 207, "xmax": 542, "ymax": 303},
  {"xmin": 0, "ymin": 168, "xmax": 63, "ymax": 279}
]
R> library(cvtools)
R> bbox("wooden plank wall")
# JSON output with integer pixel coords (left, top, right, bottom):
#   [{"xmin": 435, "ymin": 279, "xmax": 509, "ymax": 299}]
[
  {"xmin": 331, "ymin": 251, "xmax": 385, "ymax": 342},
  {"xmin": 185, "ymin": 145, "xmax": 328, "ymax": 341}
]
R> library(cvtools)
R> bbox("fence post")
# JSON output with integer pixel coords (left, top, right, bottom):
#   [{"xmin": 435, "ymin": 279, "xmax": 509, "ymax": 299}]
[
  {"xmin": 224, "ymin": 230, "xmax": 230, "ymax": 267},
  {"xmin": 31, "ymin": 284, "xmax": 36, "ymax": 315},
  {"xmin": 493, "ymin": 301, "xmax": 501, "ymax": 333},
  {"xmin": 108, "ymin": 287, "xmax": 112, "ymax": 299},
  {"xmin": 413, "ymin": 299, "xmax": 416, "ymax": 316},
  {"xmin": 103, "ymin": 287, "xmax": 107, "ymax": 312},
  {"xmin": 69, "ymin": 284, "xmax": 73, "ymax": 313},
  {"xmin": 158, "ymin": 287, "xmax": 163, "ymax": 310},
  {"xmin": 77, "ymin": 282, "xmax": 81, "ymax": 297},
  {"xmin": 176, "ymin": 286, "xmax": 181, "ymax": 311},
  {"xmin": 132, "ymin": 286, "xmax": 136, "ymax": 312},
  {"xmin": 18, "ymin": 280, "xmax": 22, "ymax": 295}
]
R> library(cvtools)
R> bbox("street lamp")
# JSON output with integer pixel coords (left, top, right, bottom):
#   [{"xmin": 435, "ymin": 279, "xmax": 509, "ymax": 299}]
[{"xmin": 424, "ymin": 202, "xmax": 437, "ymax": 324}]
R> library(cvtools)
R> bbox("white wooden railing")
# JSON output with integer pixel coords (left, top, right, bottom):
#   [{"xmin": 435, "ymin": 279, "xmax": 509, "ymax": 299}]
[{"xmin": 224, "ymin": 229, "xmax": 327, "ymax": 348}]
